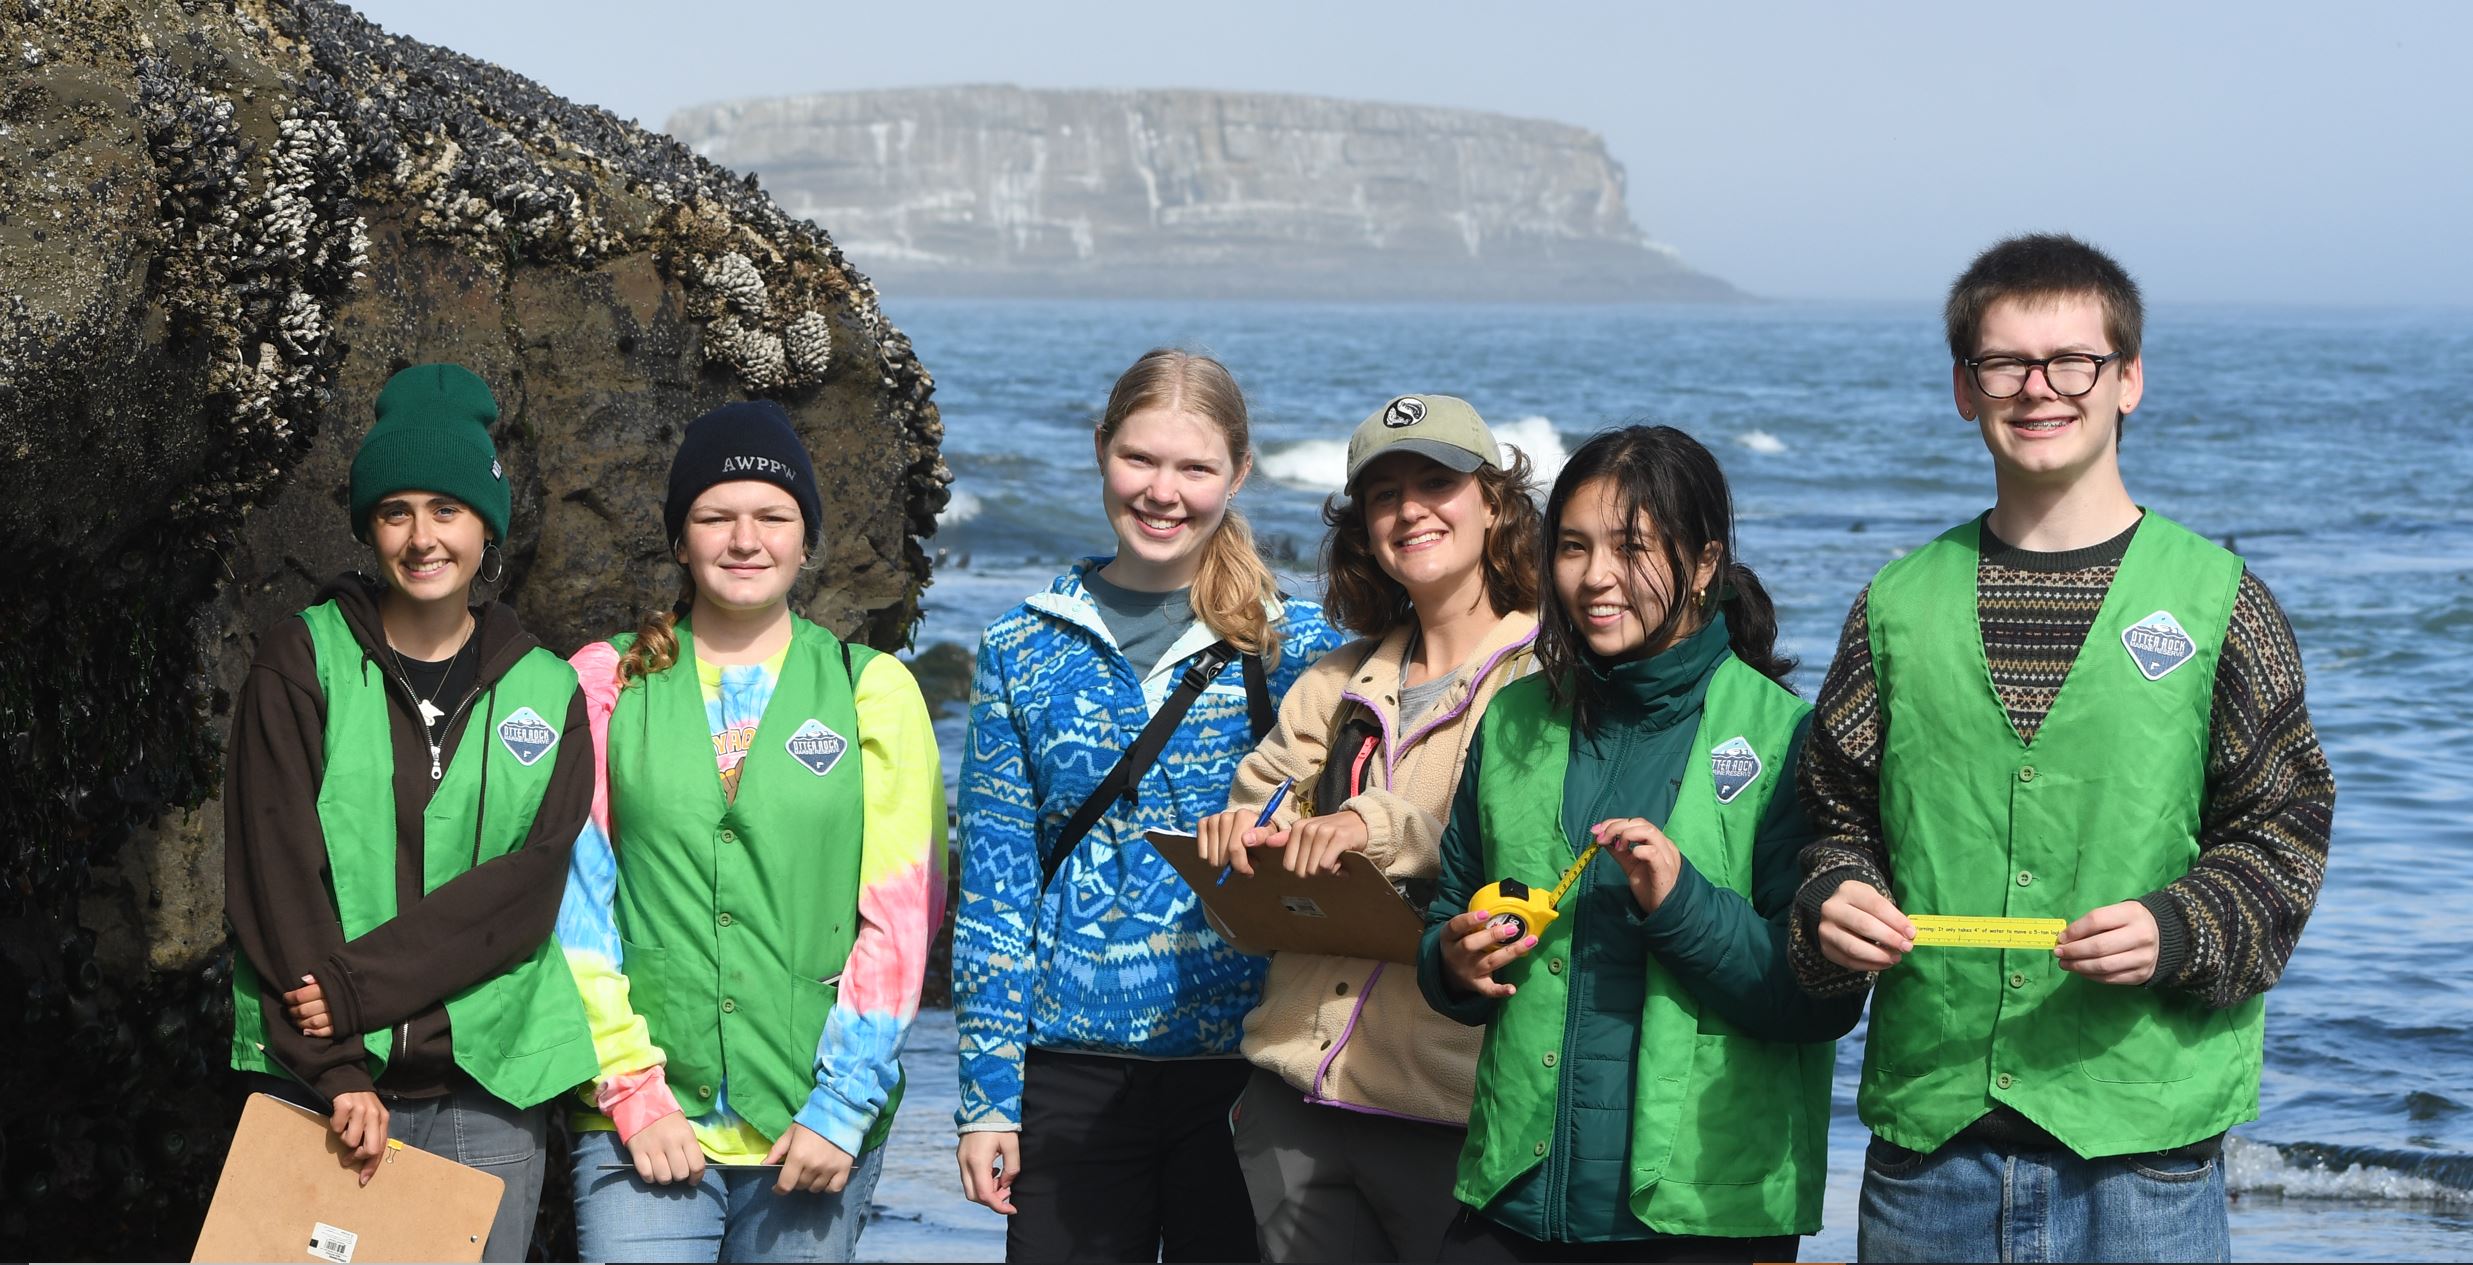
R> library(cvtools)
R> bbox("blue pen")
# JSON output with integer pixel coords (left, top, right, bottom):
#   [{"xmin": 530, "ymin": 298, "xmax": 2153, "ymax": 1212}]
[{"xmin": 1218, "ymin": 777, "xmax": 1293, "ymax": 886}]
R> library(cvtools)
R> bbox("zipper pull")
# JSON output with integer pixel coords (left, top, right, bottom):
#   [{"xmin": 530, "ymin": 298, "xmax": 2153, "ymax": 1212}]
[{"xmin": 429, "ymin": 745, "xmax": 443, "ymax": 781}]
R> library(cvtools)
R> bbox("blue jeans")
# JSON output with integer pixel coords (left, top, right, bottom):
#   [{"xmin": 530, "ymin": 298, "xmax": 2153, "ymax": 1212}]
[
  {"xmin": 570, "ymin": 1127, "xmax": 885, "ymax": 1263},
  {"xmin": 1857, "ymin": 1134, "xmax": 2230, "ymax": 1263}
]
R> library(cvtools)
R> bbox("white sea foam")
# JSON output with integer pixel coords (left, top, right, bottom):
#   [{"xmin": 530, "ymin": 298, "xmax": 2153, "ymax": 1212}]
[
  {"xmin": 1495, "ymin": 415, "xmax": 1570, "ymax": 486},
  {"xmin": 1738, "ymin": 428, "xmax": 1788, "ymax": 455},
  {"xmin": 2224, "ymin": 1136, "xmax": 2473, "ymax": 1204},
  {"xmin": 1258, "ymin": 438, "xmax": 1354, "ymax": 491},
  {"xmin": 938, "ymin": 485, "xmax": 983, "ymax": 528},
  {"xmin": 1260, "ymin": 415, "xmax": 1569, "ymax": 493}
]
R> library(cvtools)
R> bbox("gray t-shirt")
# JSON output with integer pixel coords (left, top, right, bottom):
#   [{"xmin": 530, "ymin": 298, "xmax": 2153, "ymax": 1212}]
[
  {"xmin": 1397, "ymin": 669, "xmax": 1458, "ymax": 728},
  {"xmin": 1083, "ymin": 569, "xmax": 1195, "ymax": 680},
  {"xmin": 1395, "ymin": 629, "xmax": 1466, "ymax": 727}
]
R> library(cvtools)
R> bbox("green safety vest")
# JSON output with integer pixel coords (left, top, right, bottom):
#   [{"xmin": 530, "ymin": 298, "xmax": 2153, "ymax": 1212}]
[
  {"xmin": 606, "ymin": 616, "xmax": 900, "ymax": 1149},
  {"xmin": 1458, "ymin": 659, "xmax": 1833, "ymax": 1238},
  {"xmin": 230, "ymin": 601, "xmax": 597, "ymax": 1108},
  {"xmin": 1860, "ymin": 513, "xmax": 2260, "ymax": 1156}
]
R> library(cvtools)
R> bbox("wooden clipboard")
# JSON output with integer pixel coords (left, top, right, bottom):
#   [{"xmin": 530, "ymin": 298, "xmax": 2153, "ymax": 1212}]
[
  {"xmin": 1147, "ymin": 829, "xmax": 1428, "ymax": 964},
  {"xmin": 193, "ymin": 1093, "xmax": 504, "ymax": 1263}
]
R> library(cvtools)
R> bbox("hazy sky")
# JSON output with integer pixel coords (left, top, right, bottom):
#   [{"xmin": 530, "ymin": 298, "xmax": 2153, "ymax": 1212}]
[{"xmin": 343, "ymin": 0, "xmax": 2468, "ymax": 305}]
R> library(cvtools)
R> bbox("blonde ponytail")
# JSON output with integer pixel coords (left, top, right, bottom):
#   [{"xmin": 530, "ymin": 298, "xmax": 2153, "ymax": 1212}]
[{"xmin": 1192, "ymin": 504, "xmax": 1282, "ymax": 661}]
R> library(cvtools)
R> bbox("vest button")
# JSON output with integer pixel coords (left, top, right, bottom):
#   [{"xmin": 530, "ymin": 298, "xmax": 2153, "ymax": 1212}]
[
  {"xmin": 718, "ymin": 912, "xmax": 733, "ymax": 927},
  {"xmin": 719, "ymin": 828, "xmax": 738, "ymax": 844},
  {"xmin": 721, "ymin": 998, "xmax": 737, "ymax": 1014},
  {"xmin": 2016, "ymin": 870, "xmax": 2033, "ymax": 887},
  {"xmin": 2018, "ymin": 765, "xmax": 2037, "ymax": 783},
  {"xmin": 1542, "ymin": 1052, "xmax": 1557, "ymax": 1069},
  {"xmin": 1533, "ymin": 1140, "xmax": 1548, "ymax": 1157},
  {"xmin": 2009, "ymin": 971, "xmax": 2027, "ymax": 989},
  {"xmin": 1334, "ymin": 981, "xmax": 1349, "ymax": 996},
  {"xmin": 1547, "ymin": 958, "xmax": 1564, "ymax": 975},
  {"xmin": 696, "ymin": 1084, "xmax": 713, "ymax": 1100},
  {"xmin": 1996, "ymin": 1072, "xmax": 2015, "ymax": 1090}
]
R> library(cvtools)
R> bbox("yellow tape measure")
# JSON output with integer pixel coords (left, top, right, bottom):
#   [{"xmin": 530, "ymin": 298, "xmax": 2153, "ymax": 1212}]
[
  {"xmin": 1467, "ymin": 845, "xmax": 1606, "ymax": 940},
  {"xmin": 1907, "ymin": 914, "xmax": 2066, "ymax": 949}
]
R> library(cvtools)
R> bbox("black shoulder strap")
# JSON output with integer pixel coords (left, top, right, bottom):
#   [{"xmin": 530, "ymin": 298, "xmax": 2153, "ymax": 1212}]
[
  {"xmin": 1241, "ymin": 650, "xmax": 1273, "ymax": 741},
  {"xmin": 1041, "ymin": 639, "xmax": 1239, "ymax": 891}
]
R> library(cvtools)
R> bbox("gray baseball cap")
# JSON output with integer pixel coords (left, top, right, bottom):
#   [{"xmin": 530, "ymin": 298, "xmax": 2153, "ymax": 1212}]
[{"xmin": 1343, "ymin": 394, "xmax": 1504, "ymax": 491}]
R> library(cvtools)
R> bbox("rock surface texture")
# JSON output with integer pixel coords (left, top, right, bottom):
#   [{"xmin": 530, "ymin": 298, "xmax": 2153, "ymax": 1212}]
[
  {"xmin": 0, "ymin": 1, "xmax": 944, "ymax": 1255},
  {"xmin": 669, "ymin": 85, "xmax": 1738, "ymax": 301}
]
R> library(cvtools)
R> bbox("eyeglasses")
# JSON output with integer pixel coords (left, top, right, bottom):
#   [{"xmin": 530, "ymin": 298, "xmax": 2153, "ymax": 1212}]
[{"xmin": 1961, "ymin": 352, "xmax": 2120, "ymax": 399}]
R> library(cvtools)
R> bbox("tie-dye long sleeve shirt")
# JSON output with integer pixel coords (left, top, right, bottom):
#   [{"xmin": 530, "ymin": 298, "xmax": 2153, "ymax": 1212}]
[{"xmin": 556, "ymin": 636, "xmax": 947, "ymax": 1160}]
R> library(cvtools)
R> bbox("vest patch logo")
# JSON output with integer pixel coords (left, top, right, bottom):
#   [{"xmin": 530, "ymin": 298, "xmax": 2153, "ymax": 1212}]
[
  {"xmin": 785, "ymin": 718, "xmax": 848, "ymax": 777},
  {"xmin": 2122, "ymin": 610, "xmax": 2198, "ymax": 681},
  {"xmin": 497, "ymin": 705, "xmax": 558, "ymax": 766},
  {"xmin": 1710, "ymin": 736, "xmax": 1762, "ymax": 804},
  {"xmin": 1381, "ymin": 396, "xmax": 1426, "ymax": 428}
]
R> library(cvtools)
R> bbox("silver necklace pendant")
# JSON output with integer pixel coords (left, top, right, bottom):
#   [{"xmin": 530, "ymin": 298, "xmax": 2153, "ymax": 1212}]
[{"xmin": 417, "ymin": 697, "xmax": 446, "ymax": 727}]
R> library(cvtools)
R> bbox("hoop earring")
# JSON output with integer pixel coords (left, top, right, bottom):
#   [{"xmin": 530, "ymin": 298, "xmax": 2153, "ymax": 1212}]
[{"xmin": 478, "ymin": 543, "xmax": 506, "ymax": 586}]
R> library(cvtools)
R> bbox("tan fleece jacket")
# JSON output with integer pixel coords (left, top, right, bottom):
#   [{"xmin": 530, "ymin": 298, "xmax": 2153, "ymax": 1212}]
[{"xmin": 1222, "ymin": 610, "xmax": 1537, "ymax": 1124}]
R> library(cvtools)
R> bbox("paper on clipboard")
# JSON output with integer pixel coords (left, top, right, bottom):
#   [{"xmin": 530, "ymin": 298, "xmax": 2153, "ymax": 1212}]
[
  {"xmin": 1146, "ymin": 829, "xmax": 1428, "ymax": 964},
  {"xmin": 193, "ymin": 1093, "xmax": 503, "ymax": 1263}
]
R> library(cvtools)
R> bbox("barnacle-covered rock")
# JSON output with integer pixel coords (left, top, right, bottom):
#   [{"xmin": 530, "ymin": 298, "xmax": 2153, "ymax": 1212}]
[
  {"xmin": 703, "ymin": 313, "xmax": 790, "ymax": 390},
  {"xmin": 699, "ymin": 249, "xmax": 770, "ymax": 316},
  {"xmin": 784, "ymin": 309, "xmax": 834, "ymax": 378},
  {"xmin": 0, "ymin": 1, "xmax": 947, "ymax": 1257}
]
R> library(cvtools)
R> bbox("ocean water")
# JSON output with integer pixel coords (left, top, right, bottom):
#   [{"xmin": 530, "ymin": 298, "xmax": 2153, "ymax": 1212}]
[{"xmin": 864, "ymin": 298, "xmax": 2473, "ymax": 1262}]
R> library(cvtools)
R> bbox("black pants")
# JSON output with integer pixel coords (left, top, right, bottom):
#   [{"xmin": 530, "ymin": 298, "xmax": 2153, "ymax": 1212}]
[
  {"xmin": 1438, "ymin": 1207, "xmax": 1798, "ymax": 1263},
  {"xmin": 1005, "ymin": 1048, "xmax": 1260, "ymax": 1264}
]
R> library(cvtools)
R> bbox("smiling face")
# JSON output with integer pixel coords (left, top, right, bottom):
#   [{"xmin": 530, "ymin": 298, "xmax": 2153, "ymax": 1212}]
[
  {"xmin": 369, "ymin": 490, "xmax": 488, "ymax": 607},
  {"xmin": 1095, "ymin": 405, "xmax": 1247, "ymax": 590},
  {"xmin": 1958, "ymin": 293, "xmax": 2145, "ymax": 490},
  {"xmin": 1551, "ymin": 476, "xmax": 1719, "ymax": 663},
  {"xmin": 677, "ymin": 480, "xmax": 807, "ymax": 615},
  {"xmin": 1357, "ymin": 452, "xmax": 1493, "ymax": 603}
]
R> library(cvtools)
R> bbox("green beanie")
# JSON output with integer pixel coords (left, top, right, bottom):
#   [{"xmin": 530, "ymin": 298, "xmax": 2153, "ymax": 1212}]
[{"xmin": 350, "ymin": 363, "xmax": 511, "ymax": 543}]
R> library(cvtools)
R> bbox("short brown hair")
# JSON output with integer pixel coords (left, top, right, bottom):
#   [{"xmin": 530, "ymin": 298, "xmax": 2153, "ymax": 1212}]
[
  {"xmin": 1945, "ymin": 233, "xmax": 2144, "ymax": 363},
  {"xmin": 1319, "ymin": 447, "xmax": 1543, "ymax": 640}
]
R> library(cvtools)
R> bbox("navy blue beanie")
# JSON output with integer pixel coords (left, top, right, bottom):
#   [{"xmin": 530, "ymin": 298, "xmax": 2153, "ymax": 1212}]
[{"xmin": 664, "ymin": 400, "xmax": 823, "ymax": 550}]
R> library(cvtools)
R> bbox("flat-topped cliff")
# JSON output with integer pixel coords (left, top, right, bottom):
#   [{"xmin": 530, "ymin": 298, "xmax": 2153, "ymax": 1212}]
[{"xmin": 667, "ymin": 86, "xmax": 1737, "ymax": 301}]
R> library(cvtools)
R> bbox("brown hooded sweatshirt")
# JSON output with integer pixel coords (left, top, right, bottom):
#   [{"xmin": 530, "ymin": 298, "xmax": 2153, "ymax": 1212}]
[{"xmin": 223, "ymin": 576, "xmax": 592, "ymax": 1104}]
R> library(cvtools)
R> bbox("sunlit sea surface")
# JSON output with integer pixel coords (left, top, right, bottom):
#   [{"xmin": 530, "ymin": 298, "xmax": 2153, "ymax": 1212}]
[{"xmin": 856, "ymin": 298, "xmax": 2473, "ymax": 1261}]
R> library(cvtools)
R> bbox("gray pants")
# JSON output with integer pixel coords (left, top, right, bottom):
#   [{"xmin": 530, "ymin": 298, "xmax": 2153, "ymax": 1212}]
[
  {"xmin": 1232, "ymin": 1066, "xmax": 1468, "ymax": 1263},
  {"xmin": 254, "ymin": 1076, "xmax": 547, "ymax": 1263}
]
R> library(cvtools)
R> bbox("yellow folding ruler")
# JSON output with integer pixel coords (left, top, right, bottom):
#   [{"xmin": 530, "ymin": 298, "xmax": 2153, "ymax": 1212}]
[{"xmin": 1907, "ymin": 914, "xmax": 2066, "ymax": 949}]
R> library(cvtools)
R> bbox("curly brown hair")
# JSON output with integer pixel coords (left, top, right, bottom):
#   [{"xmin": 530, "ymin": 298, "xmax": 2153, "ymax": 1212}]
[{"xmin": 1319, "ymin": 447, "xmax": 1543, "ymax": 640}]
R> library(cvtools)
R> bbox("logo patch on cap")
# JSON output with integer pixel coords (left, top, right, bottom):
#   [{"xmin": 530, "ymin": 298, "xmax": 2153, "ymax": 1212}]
[
  {"xmin": 2121, "ymin": 610, "xmax": 2197, "ymax": 681},
  {"xmin": 785, "ymin": 718, "xmax": 848, "ymax": 777},
  {"xmin": 496, "ymin": 706, "xmax": 558, "ymax": 766},
  {"xmin": 1381, "ymin": 397, "xmax": 1426, "ymax": 428},
  {"xmin": 1710, "ymin": 736, "xmax": 1762, "ymax": 804},
  {"xmin": 491, "ymin": 459, "xmax": 503, "ymax": 481}
]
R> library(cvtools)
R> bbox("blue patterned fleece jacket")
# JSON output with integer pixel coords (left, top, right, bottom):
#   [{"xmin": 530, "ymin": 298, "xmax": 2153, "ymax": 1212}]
[{"xmin": 954, "ymin": 559, "xmax": 1342, "ymax": 1131}]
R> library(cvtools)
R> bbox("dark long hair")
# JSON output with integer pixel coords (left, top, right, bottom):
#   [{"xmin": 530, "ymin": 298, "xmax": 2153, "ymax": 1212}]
[{"xmin": 1535, "ymin": 425, "xmax": 1795, "ymax": 736}]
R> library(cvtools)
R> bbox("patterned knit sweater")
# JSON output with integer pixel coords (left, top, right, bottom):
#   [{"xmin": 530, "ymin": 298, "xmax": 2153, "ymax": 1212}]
[
  {"xmin": 1790, "ymin": 515, "xmax": 2335, "ymax": 1011},
  {"xmin": 953, "ymin": 561, "xmax": 1343, "ymax": 1131}
]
